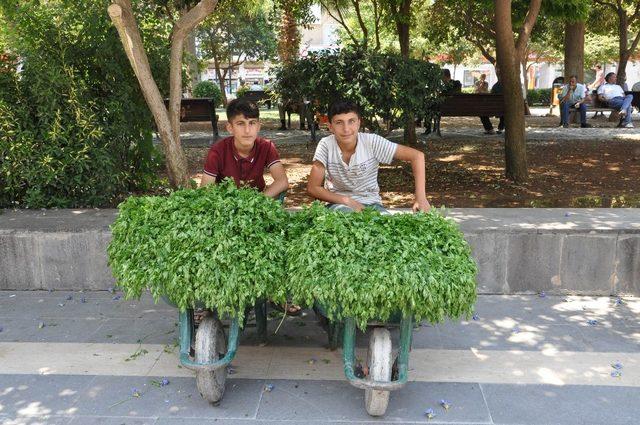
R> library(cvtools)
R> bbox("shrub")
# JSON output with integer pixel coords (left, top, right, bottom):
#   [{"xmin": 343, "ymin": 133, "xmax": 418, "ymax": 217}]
[
  {"xmin": 0, "ymin": 0, "xmax": 170, "ymax": 208},
  {"xmin": 236, "ymin": 84, "xmax": 250, "ymax": 99},
  {"xmin": 108, "ymin": 180, "xmax": 288, "ymax": 320},
  {"xmin": 286, "ymin": 206, "xmax": 478, "ymax": 329},
  {"xmin": 272, "ymin": 48, "xmax": 443, "ymax": 135},
  {"xmin": 192, "ymin": 80, "xmax": 222, "ymax": 107},
  {"xmin": 527, "ymin": 88, "xmax": 552, "ymax": 106}
]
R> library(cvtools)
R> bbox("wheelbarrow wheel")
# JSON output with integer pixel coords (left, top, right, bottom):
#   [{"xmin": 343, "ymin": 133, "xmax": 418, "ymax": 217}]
[
  {"xmin": 195, "ymin": 316, "xmax": 227, "ymax": 403},
  {"xmin": 364, "ymin": 327, "xmax": 392, "ymax": 416}
]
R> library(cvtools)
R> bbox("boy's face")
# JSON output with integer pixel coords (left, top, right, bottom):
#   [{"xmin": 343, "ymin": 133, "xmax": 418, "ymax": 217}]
[
  {"xmin": 328, "ymin": 112, "xmax": 360, "ymax": 144},
  {"xmin": 226, "ymin": 114, "xmax": 260, "ymax": 150}
]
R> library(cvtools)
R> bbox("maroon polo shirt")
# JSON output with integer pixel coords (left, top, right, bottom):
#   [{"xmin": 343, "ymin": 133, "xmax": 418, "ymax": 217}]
[{"xmin": 203, "ymin": 136, "xmax": 280, "ymax": 191}]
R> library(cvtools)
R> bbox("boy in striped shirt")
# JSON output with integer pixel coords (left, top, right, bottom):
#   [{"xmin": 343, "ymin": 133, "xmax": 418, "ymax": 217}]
[{"xmin": 307, "ymin": 100, "xmax": 431, "ymax": 213}]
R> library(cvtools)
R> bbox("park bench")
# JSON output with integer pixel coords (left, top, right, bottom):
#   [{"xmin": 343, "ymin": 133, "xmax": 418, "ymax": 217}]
[
  {"xmin": 163, "ymin": 98, "xmax": 219, "ymax": 141},
  {"xmin": 433, "ymin": 93, "xmax": 505, "ymax": 136},
  {"xmin": 240, "ymin": 90, "xmax": 272, "ymax": 109}
]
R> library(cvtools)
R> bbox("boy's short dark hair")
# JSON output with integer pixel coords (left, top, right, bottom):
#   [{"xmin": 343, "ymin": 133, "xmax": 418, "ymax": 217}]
[
  {"xmin": 226, "ymin": 98, "xmax": 260, "ymax": 121},
  {"xmin": 442, "ymin": 69, "xmax": 451, "ymax": 78},
  {"xmin": 328, "ymin": 100, "xmax": 361, "ymax": 121},
  {"xmin": 605, "ymin": 72, "xmax": 616, "ymax": 83}
]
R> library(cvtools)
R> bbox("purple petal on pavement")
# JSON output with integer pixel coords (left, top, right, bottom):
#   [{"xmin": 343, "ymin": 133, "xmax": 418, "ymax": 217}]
[
  {"xmin": 264, "ymin": 384, "xmax": 274, "ymax": 392},
  {"xmin": 472, "ymin": 313, "xmax": 479, "ymax": 321},
  {"xmin": 587, "ymin": 319, "xmax": 598, "ymax": 326},
  {"xmin": 161, "ymin": 378, "xmax": 170, "ymax": 387},
  {"xmin": 112, "ymin": 295, "xmax": 121, "ymax": 301},
  {"xmin": 538, "ymin": 291, "xmax": 546, "ymax": 298},
  {"xmin": 440, "ymin": 399, "xmax": 451, "ymax": 410},
  {"xmin": 612, "ymin": 362, "xmax": 623, "ymax": 370},
  {"xmin": 424, "ymin": 408, "xmax": 436, "ymax": 419}
]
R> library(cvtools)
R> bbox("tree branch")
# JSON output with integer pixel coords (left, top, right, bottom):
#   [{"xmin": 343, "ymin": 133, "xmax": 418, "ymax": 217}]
[
  {"xmin": 372, "ymin": 0, "xmax": 381, "ymax": 50},
  {"xmin": 351, "ymin": 0, "xmax": 369, "ymax": 47},
  {"xmin": 593, "ymin": 0, "xmax": 619, "ymax": 13},
  {"xmin": 629, "ymin": 26, "xmax": 640, "ymax": 54},
  {"xmin": 168, "ymin": 0, "xmax": 218, "ymax": 143},
  {"xmin": 515, "ymin": 0, "xmax": 542, "ymax": 56},
  {"xmin": 108, "ymin": 1, "xmax": 171, "ymax": 145},
  {"xmin": 629, "ymin": 1, "xmax": 640, "ymax": 25},
  {"xmin": 462, "ymin": 8, "xmax": 495, "ymax": 40},
  {"xmin": 320, "ymin": 0, "xmax": 360, "ymax": 46}
]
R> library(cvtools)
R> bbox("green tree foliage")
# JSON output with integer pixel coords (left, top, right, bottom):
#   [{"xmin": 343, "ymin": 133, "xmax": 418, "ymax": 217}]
[
  {"xmin": 108, "ymin": 180, "xmax": 288, "ymax": 320},
  {"xmin": 287, "ymin": 205, "xmax": 477, "ymax": 329},
  {"xmin": 273, "ymin": 48, "xmax": 442, "ymax": 136},
  {"xmin": 197, "ymin": 0, "xmax": 277, "ymax": 104},
  {"xmin": 0, "ymin": 0, "xmax": 171, "ymax": 208}
]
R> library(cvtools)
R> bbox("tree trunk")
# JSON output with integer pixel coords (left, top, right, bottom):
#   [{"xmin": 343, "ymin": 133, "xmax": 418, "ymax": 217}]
[
  {"xmin": 564, "ymin": 21, "xmax": 585, "ymax": 82},
  {"xmin": 108, "ymin": 0, "xmax": 218, "ymax": 188},
  {"xmin": 395, "ymin": 0, "xmax": 416, "ymax": 145},
  {"xmin": 494, "ymin": 0, "xmax": 528, "ymax": 182},
  {"xmin": 213, "ymin": 56, "xmax": 228, "ymax": 106},
  {"xmin": 618, "ymin": 52, "xmax": 630, "ymax": 86},
  {"xmin": 185, "ymin": 30, "xmax": 200, "ymax": 95},
  {"xmin": 278, "ymin": 2, "xmax": 300, "ymax": 64},
  {"xmin": 617, "ymin": 11, "xmax": 629, "ymax": 85}
]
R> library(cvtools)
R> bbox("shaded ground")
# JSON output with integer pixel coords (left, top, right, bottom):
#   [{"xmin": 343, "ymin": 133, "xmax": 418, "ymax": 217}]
[{"xmin": 181, "ymin": 111, "xmax": 640, "ymax": 208}]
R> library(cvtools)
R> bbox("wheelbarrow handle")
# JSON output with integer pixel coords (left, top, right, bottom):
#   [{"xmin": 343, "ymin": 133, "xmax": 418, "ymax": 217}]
[
  {"xmin": 178, "ymin": 310, "xmax": 240, "ymax": 371},
  {"xmin": 342, "ymin": 316, "xmax": 412, "ymax": 391}
]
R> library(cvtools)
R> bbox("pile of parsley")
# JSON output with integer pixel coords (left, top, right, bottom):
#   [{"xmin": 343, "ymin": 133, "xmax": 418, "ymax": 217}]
[
  {"xmin": 108, "ymin": 180, "xmax": 287, "ymax": 320},
  {"xmin": 286, "ymin": 207, "xmax": 477, "ymax": 329}
]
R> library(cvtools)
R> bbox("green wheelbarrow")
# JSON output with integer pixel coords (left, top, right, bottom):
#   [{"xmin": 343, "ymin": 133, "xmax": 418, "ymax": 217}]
[
  {"xmin": 314, "ymin": 305, "xmax": 413, "ymax": 416},
  {"xmin": 165, "ymin": 297, "xmax": 269, "ymax": 403}
]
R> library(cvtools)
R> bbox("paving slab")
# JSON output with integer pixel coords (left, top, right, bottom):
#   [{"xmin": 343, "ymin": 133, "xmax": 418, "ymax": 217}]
[
  {"xmin": 2, "ymin": 293, "xmax": 640, "ymax": 424},
  {"xmin": 482, "ymin": 383, "xmax": 640, "ymax": 425},
  {"xmin": 255, "ymin": 380, "xmax": 491, "ymax": 423},
  {"xmin": 0, "ymin": 374, "xmax": 94, "ymax": 418},
  {"xmin": 72, "ymin": 377, "xmax": 263, "ymax": 420}
]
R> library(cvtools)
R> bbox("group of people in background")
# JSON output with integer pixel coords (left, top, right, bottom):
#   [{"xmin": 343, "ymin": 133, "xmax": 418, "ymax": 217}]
[{"xmin": 559, "ymin": 67, "xmax": 634, "ymax": 129}]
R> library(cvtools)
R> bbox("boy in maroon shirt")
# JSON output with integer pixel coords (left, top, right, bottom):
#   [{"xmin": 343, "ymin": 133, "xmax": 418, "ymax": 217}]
[{"xmin": 201, "ymin": 99, "xmax": 289, "ymax": 198}]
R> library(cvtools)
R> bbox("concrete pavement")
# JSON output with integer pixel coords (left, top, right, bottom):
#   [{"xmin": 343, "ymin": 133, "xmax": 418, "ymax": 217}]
[{"xmin": 1, "ymin": 291, "xmax": 639, "ymax": 424}]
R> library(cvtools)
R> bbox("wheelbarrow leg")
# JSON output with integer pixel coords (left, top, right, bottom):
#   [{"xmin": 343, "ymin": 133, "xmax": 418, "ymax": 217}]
[
  {"xmin": 328, "ymin": 321, "xmax": 343, "ymax": 351},
  {"xmin": 254, "ymin": 299, "xmax": 268, "ymax": 343}
]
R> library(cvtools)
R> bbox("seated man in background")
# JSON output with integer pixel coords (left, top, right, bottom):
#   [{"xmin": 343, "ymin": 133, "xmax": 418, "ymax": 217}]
[
  {"xmin": 558, "ymin": 75, "xmax": 591, "ymax": 128},
  {"xmin": 597, "ymin": 72, "xmax": 634, "ymax": 128}
]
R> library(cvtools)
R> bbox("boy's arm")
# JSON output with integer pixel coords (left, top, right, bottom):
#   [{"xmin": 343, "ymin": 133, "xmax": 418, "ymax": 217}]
[
  {"xmin": 393, "ymin": 145, "xmax": 431, "ymax": 212},
  {"xmin": 200, "ymin": 173, "xmax": 216, "ymax": 187},
  {"xmin": 307, "ymin": 160, "xmax": 364, "ymax": 211},
  {"xmin": 263, "ymin": 162, "xmax": 289, "ymax": 198}
]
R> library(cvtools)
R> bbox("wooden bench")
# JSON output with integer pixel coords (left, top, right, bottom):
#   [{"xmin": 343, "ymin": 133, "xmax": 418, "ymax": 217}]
[
  {"xmin": 240, "ymin": 90, "xmax": 272, "ymax": 109},
  {"xmin": 163, "ymin": 98, "xmax": 219, "ymax": 141},
  {"xmin": 433, "ymin": 94, "xmax": 505, "ymax": 136}
]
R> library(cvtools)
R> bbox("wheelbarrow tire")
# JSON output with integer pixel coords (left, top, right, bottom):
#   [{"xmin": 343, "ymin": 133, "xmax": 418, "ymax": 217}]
[
  {"xmin": 195, "ymin": 316, "xmax": 227, "ymax": 403},
  {"xmin": 364, "ymin": 327, "xmax": 392, "ymax": 416}
]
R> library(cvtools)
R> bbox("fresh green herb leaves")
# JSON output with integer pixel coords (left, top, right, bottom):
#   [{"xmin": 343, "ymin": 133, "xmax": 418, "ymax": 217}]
[
  {"xmin": 108, "ymin": 179, "xmax": 288, "ymax": 322},
  {"xmin": 109, "ymin": 185, "xmax": 477, "ymax": 329},
  {"xmin": 286, "ymin": 207, "xmax": 477, "ymax": 329}
]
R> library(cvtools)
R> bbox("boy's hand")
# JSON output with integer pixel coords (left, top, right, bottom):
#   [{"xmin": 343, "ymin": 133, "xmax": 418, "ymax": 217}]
[
  {"xmin": 413, "ymin": 198, "xmax": 431, "ymax": 213},
  {"xmin": 344, "ymin": 197, "xmax": 365, "ymax": 212}
]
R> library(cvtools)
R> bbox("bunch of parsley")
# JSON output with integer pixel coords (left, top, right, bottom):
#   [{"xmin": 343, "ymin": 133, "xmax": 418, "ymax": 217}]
[
  {"xmin": 108, "ymin": 180, "xmax": 288, "ymax": 320},
  {"xmin": 286, "ymin": 207, "xmax": 477, "ymax": 329}
]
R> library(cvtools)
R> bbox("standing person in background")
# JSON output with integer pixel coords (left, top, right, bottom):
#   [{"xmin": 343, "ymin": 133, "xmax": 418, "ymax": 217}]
[{"xmin": 589, "ymin": 65, "xmax": 605, "ymax": 91}]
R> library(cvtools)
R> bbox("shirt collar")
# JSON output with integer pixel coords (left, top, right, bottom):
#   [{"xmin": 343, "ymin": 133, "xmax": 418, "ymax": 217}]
[{"xmin": 231, "ymin": 138, "xmax": 257, "ymax": 163}]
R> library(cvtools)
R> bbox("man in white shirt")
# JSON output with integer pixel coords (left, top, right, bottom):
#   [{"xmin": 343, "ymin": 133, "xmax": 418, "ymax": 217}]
[
  {"xmin": 597, "ymin": 72, "xmax": 634, "ymax": 128},
  {"xmin": 307, "ymin": 100, "xmax": 431, "ymax": 213}
]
